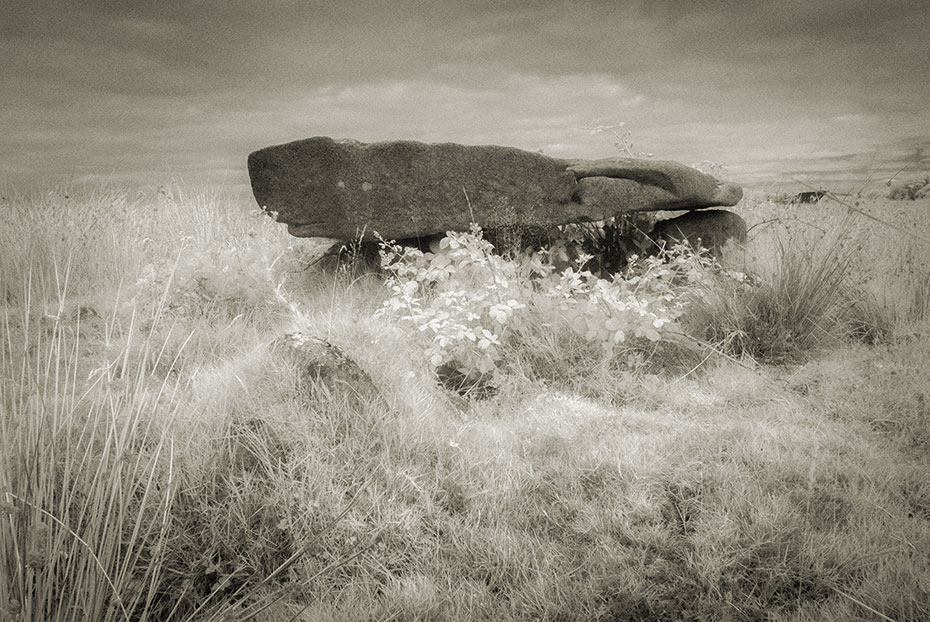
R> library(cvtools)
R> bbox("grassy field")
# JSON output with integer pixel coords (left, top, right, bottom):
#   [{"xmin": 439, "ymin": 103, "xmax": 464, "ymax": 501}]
[{"xmin": 1, "ymin": 184, "xmax": 929, "ymax": 621}]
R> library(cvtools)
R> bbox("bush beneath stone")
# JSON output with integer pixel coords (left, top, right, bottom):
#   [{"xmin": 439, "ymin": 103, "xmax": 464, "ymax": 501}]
[{"xmin": 375, "ymin": 224, "xmax": 719, "ymax": 397}]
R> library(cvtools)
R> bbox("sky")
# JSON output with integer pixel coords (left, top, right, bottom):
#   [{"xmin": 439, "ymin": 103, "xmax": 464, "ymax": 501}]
[{"xmin": 2, "ymin": 0, "xmax": 929, "ymax": 195}]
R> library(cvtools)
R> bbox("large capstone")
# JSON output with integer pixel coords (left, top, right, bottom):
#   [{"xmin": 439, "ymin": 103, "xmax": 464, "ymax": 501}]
[{"xmin": 247, "ymin": 137, "xmax": 743, "ymax": 241}]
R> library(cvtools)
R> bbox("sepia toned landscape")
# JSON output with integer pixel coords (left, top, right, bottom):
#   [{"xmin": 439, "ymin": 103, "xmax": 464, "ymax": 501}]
[
  {"xmin": 2, "ymin": 183, "xmax": 928, "ymax": 620},
  {"xmin": 3, "ymin": 1, "xmax": 929, "ymax": 620}
]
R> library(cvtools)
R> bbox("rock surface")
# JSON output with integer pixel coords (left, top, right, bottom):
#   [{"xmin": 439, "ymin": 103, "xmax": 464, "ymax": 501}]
[
  {"xmin": 794, "ymin": 190, "xmax": 827, "ymax": 204},
  {"xmin": 274, "ymin": 331, "xmax": 383, "ymax": 406},
  {"xmin": 566, "ymin": 159, "xmax": 743, "ymax": 211},
  {"xmin": 248, "ymin": 137, "xmax": 743, "ymax": 241},
  {"xmin": 652, "ymin": 209, "xmax": 747, "ymax": 256}
]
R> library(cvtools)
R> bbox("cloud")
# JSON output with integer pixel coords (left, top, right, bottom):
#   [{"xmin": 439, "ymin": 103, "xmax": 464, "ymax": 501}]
[
  {"xmin": 236, "ymin": 74, "xmax": 652, "ymax": 154},
  {"xmin": 1, "ymin": 1, "xmax": 928, "ymax": 191}
]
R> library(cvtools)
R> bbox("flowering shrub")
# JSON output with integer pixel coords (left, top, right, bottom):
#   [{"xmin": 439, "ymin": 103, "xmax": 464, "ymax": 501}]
[
  {"xmin": 377, "ymin": 225, "xmax": 545, "ymax": 383},
  {"xmin": 540, "ymin": 247, "xmax": 713, "ymax": 355},
  {"xmin": 377, "ymin": 225, "xmax": 714, "ymax": 391}
]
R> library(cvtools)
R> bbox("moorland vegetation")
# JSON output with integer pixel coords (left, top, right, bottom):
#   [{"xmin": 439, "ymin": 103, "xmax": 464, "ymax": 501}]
[{"xmin": 1, "ymin": 181, "xmax": 929, "ymax": 621}]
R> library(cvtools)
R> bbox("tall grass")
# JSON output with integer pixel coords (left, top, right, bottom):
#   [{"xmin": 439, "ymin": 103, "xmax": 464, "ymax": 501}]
[
  {"xmin": 2, "ymin": 185, "xmax": 929, "ymax": 620},
  {"xmin": 1, "ymin": 261, "xmax": 180, "ymax": 621},
  {"xmin": 0, "ymin": 187, "xmax": 367, "ymax": 620},
  {"xmin": 682, "ymin": 213, "xmax": 860, "ymax": 361},
  {"xmin": 683, "ymin": 193, "xmax": 930, "ymax": 361}
]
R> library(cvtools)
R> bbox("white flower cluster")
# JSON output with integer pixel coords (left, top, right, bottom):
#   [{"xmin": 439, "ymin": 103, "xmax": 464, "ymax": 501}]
[{"xmin": 377, "ymin": 225, "xmax": 715, "ymax": 383}]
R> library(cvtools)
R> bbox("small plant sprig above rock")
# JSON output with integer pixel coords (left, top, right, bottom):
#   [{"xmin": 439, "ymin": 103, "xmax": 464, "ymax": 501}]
[
  {"xmin": 582, "ymin": 122, "xmax": 654, "ymax": 159},
  {"xmin": 376, "ymin": 225, "xmax": 716, "ymax": 396}
]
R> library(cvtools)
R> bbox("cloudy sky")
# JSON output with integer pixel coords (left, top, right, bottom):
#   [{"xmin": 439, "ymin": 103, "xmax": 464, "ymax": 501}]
[{"xmin": 2, "ymin": 0, "xmax": 928, "ymax": 194}]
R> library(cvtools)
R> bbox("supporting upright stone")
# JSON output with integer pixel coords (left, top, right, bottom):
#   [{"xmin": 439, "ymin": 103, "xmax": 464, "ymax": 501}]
[{"xmin": 651, "ymin": 209, "xmax": 747, "ymax": 256}]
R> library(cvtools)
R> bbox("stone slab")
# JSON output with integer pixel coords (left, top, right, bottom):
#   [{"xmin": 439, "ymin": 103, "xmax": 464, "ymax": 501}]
[{"xmin": 247, "ymin": 137, "xmax": 743, "ymax": 240}]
